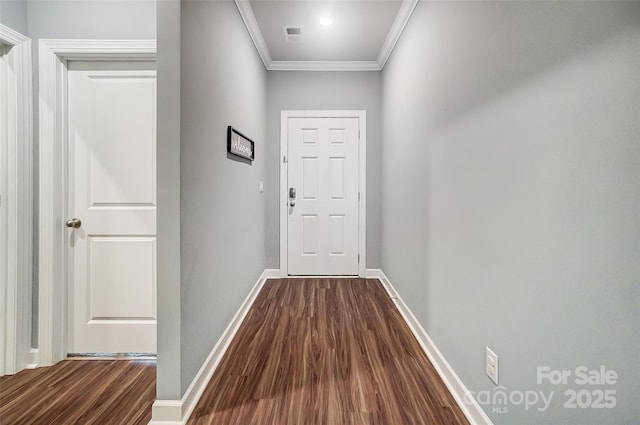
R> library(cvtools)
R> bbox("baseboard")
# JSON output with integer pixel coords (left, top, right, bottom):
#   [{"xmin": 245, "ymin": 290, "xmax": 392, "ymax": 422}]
[
  {"xmin": 366, "ymin": 269, "xmax": 493, "ymax": 425},
  {"xmin": 149, "ymin": 269, "xmax": 278, "ymax": 425},
  {"xmin": 365, "ymin": 269, "xmax": 400, "ymax": 298},
  {"xmin": 263, "ymin": 269, "xmax": 281, "ymax": 279},
  {"xmin": 26, "ymin": 348, "xmax": 39, "ymax": 369},
  {"xmin": 150, "ymin": 400, "xmax": 182, "ymax": 425}
]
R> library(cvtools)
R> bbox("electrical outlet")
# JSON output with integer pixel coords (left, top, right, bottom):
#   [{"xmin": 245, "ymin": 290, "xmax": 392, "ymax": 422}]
[{"xmin": 486, "ymin": 347, "xmax": 499, "ymax": 385}]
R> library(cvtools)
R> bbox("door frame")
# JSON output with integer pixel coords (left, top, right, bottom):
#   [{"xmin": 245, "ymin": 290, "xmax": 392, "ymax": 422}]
[
  {"xmin": 279, "ymin": 110, "xmax": 367, "ymax": 278},
  {"xmin": 0, "ymin": 24, "xmax": 33, "ymax": 376},
  {"xmin": 38, "ymin": 39, "xmax": 156, "ymax": 366}
]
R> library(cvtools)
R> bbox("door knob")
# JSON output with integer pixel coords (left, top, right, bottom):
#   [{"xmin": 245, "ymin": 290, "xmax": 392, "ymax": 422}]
[
  {"xmin": 290, "ymin": 201, "xmax": 295, "ymax": 207},
  {"xmin": 65, "ymin": 218, "xmax": 82, "ymax": 228}
]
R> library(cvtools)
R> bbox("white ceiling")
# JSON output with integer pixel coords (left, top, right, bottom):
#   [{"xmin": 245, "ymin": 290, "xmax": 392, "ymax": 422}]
[{"xmin": 236, "ymin": 0, "xmax": 419, "ymax": 71}]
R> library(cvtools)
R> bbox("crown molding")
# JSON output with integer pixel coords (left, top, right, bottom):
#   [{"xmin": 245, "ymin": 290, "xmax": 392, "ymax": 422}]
[
  {"xmin": 377, "ymin": 0, "xmax": 419, "ymax": 68},
  {"xmin": 269, "ymin": 60, "xmax": 381, "ymax": 72},
  {"xmin": 234, "ymin": 0, "xmax": 417, "ymax": 72},
  {"xmin": 234, "ymin": 0, "xmax": 272, "ymax": 69}
]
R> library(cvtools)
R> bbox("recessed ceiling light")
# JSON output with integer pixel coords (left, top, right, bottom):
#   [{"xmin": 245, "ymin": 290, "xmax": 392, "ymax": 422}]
[{"xmin": 320, "ymin": 16, "xmax": 333, "ymax": 26}]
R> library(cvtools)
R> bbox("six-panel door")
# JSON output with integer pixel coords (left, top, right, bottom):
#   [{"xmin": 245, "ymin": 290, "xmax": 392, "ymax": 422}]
[{"xmin": 287, "ymin": 117, "xmax": 359, "ymax": 275}]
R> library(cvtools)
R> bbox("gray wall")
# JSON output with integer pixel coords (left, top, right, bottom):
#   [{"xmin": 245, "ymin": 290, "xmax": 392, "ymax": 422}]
[
  {"xmin": 156, "ymin": 0, "xmax": 181, "ymax": 400},
  {"xmin": 26, "ymin": 0, "xmax": 155, "ymax": 40},
  {"xmin": 382, "ymin": 1, "xmax": 640, "ymax": 424},
  {"xmin": 180, "ymin": 0, "xmax": 267, "ymax": 393},
  {"xmin": 26, "ymin": 0, "xmax": 156, "ymax": 348},
  {"xmin": 266, "ymin": 71, "xmax": 382, "ymax": 269},
  {"xmin": 0, "ymin": 0, "xmax": 27, "ymax": 35}
]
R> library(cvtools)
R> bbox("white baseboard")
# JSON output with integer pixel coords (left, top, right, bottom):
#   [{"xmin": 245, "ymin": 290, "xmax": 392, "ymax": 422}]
[
  {"xmin": 262, "ymin": 269, "xmax": 281, "ymax": 279},
  {"xmin": 149, "ymin": 269, "xmax": 279, "ymax": 425},
  {"xmin": 26, "ymin": 348, "xmax": 39, "ymax": 369},
  {"xmin": 150, "ymin": 400, "xmax": 182, "ymax": 425},
  {"xmin": 365, "ymin": 269, "xmax": 493, "ymax": 425}
]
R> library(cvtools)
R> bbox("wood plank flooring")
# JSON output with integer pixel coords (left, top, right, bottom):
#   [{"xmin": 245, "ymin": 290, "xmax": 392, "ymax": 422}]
[
  {"xmin": 0, "ymin": 359, "xmax": 155, "ymax": 425},
  {"xmin": 188, "ymin": 278, "xmax": 470, "ymax": 425}
]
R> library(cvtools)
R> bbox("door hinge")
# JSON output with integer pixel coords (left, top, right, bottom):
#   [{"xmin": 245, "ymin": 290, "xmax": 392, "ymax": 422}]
[
  {"xmin": 283, "ymin": 155, "xmax": 288, "ymax": 164},
  {"xmin": 358, "ymin": 192, "xmax": 360, "ymax": 202},
  {"xmin": 358, "ymin": 254, "xmax": 360, "ymax": 264},
  {"xmin": 358, "ymin": 130, "xmax": 360, "ymax": 140}
]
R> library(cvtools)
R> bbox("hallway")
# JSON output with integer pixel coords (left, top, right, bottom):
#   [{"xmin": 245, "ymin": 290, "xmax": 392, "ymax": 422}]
[
  {"xmin": 188, "ymin": 278, "xmax": 468, "ymax": 425},
  {"xmin": 1, "ymin": 1, "xmax": 638, "ymax": 424}
]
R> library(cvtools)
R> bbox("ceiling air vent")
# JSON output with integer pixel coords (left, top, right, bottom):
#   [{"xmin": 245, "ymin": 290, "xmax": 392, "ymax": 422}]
[{"xmin": 284, "ymin": 27, "xmax": 303, "ymax": 43}]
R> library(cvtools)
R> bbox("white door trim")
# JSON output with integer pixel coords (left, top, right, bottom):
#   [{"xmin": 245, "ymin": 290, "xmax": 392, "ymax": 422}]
[
  {"xmin": 279, "ymin": 110, "xmax": 366, "ymax": 278},
  {"xmin": 38, "ymin": 39, "xmax": 156, "ymax": 366},
  {"xmin": 0, "ymin": 24, "xmax": 33, "ymax": 376}
]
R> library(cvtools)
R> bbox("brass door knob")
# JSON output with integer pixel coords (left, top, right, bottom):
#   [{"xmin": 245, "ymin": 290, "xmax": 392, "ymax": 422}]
[{"xmin": 65, "ymin": 218, "xmax": 82, "ymax": 228}]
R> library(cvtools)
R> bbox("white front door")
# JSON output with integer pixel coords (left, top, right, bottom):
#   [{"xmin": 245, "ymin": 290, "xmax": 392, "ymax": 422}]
[
  {"xmin": 67, "ymin": 61, "xmax": 156, "ymax": 353},
  {"xmin": 286, "ymin": 116, "xmax": 360, "ymax": 275}
]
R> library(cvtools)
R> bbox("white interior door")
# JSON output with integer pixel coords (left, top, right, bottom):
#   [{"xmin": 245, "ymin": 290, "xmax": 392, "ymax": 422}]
[
  {"xmin": 287, "ymin": 116, "xmax": 360, "ymax": 275},
  {"xmin": 67, "ymin": 61, "xmax": 156, "ymax": 353}
]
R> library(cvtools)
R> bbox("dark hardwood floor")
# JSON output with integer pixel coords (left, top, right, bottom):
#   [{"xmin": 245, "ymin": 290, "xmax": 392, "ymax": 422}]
[
  {"xmin": 1, "ymin": 278, "xmax": 469, "ymax": 425},
  {"xmin": 188, "ymin": 278, "xmax": 470, "ymax": 425},
  {"xmin": 0, "ymin": 359, "xmax": 155, "ymax": 425}
]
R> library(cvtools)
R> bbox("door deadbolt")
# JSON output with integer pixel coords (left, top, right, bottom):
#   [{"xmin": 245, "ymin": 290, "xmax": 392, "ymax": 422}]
[
  {"xmin": 289, "ymin": 187, "xmax": 296, "ymax": 199},
  {"xmin": 65, "ymin": 218, "xmax": 82, "ymax": 228}
]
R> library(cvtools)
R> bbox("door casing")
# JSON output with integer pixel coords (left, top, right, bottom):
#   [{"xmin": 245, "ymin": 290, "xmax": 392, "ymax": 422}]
[
  {"xmin": 280, "ymin": 110, "xmax": 367, "ymax": 277},
  {"xmin": 0, "ymin": 24, "xmax": 33, "ymax": 376},
  {"xmin": 38, "ymin": 39, "xmax": 156, "ymax": 366}
]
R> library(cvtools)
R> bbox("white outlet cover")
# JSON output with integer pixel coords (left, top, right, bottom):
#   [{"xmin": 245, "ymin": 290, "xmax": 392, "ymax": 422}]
[{"xmin": 486, "ymin": 347, "xmax": 499, "ymax": 385}]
